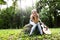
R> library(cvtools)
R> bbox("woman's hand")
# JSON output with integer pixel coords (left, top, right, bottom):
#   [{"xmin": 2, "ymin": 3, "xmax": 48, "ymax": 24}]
[{"xmin": 33, "ymin": 16, "xmax": 39, "ymax": 24}]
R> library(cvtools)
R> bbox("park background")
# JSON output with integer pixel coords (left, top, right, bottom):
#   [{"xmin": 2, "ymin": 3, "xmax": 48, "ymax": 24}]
[{"xmin": 0, "ymin": 0, "xmax": 60, "ymax": 40}]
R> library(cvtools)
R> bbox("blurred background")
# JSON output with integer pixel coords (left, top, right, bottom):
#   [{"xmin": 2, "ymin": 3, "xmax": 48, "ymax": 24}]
[{"xmin": 0, "ymin": 0, "xmax": 60, "ymax": 29}]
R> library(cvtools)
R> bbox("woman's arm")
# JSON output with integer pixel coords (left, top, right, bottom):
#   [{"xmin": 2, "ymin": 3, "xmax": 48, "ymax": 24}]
[
  {"xmin": 30, "ymin": 13, "xmax": 40, "ymax": 24},
  {"xmin": 30, "ymin": 14, "xmax": 34, "ymax": 21}
]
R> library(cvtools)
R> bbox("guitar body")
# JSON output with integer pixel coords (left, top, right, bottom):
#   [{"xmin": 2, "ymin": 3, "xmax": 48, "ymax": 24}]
[
  {"xmin": 43, "ymin": 27, "xmax": 51, "ymax": 34},
  {"xmin": 41, "ymin": 24, "xmax": 51, "ymax": 34}
]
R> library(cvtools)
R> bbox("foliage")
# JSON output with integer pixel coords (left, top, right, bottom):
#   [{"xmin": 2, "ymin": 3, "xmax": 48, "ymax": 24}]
[
  {"xmin": 0, "ymin": 6, "xmax": 32, "ymax": 28},
  {"xmin": 0, "ymin": 0, "xmax": 6, "ymax": 4},
  {"xmin": 0, "ymin": 0, "xmax": 60, "ymax": 28},
  {"xmin": 36, "ymin": 0, "xmax": 60, "ymax": 27},
  {"xmin": 0, "ymin": 7, "xmax": 15, "ymax": 28}
]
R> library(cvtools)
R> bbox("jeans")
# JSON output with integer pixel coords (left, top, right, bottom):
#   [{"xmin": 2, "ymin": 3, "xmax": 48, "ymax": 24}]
[{"xmin": 29, "ymin": 20, "xmax": 43, "ymax": 35}]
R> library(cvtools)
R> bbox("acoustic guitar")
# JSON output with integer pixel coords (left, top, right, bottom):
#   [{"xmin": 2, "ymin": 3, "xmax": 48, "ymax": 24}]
[{"xmin": 41, "ymin": 23, "xmax": 51, "ymax": 34}]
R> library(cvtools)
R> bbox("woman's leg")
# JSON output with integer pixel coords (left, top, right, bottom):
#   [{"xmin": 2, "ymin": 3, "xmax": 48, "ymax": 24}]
[
  {"xmin": 37, "ymin": 22, "xmax": 43, "ymax": 35},
  {"xmin": 29, "ymin": 23, "xmax": 37, "ymax": 35}
]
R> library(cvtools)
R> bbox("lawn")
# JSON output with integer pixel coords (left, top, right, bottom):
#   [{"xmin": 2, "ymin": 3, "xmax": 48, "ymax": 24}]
[{"xmin": 0, "ymin": 28, "xmax": 60, "ymax": 40}]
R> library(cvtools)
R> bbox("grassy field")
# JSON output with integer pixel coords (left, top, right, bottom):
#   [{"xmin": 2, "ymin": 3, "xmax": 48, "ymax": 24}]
[{"xmin": 0, "ymin": 28, "xmax": 60, "ymax": 40}]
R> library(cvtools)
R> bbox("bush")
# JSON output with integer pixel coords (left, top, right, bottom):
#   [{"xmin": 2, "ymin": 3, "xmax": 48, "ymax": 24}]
[{"xmin": 0, "ymin": 7, "xmax": 32, "ymax": 29}]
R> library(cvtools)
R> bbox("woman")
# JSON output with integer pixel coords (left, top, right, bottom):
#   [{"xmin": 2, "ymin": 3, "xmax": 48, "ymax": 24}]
[{"xmin": 29, "ymin": 9, "xmax": 43, "ymax": 35}]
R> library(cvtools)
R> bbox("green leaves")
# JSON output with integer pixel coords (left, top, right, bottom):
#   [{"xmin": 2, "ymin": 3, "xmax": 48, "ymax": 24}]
[
  {"xmin": 0, "ymin": 0, "xmax": 6, "ymax": 5},
  {"xmin": 36, "ymin": 0, "xmax": 60, "ymax": 27}
]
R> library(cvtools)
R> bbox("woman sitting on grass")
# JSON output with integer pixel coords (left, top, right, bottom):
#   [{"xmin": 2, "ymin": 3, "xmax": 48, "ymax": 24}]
[{"xmin": 29, "ymin": 9, "xmax": 43, "ymax": 36}]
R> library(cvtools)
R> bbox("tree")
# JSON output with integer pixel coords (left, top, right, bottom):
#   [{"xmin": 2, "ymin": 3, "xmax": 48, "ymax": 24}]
[
  {"xmin": 0, "ymin": 0, "xmax": 6, "ymax": 4},
  {"xmin": 36, "ymin": 0, "xmax": 60, "ymax": 27}
]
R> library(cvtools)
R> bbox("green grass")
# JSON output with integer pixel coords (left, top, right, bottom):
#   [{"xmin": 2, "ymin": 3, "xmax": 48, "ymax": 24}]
[
  {"xmin": 0, "ymin": 28, "xmax": 60, "ymax": 40},
  {"xmin": 0, "ymin": 29, "xmax": 22, "ymax": 40}
]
